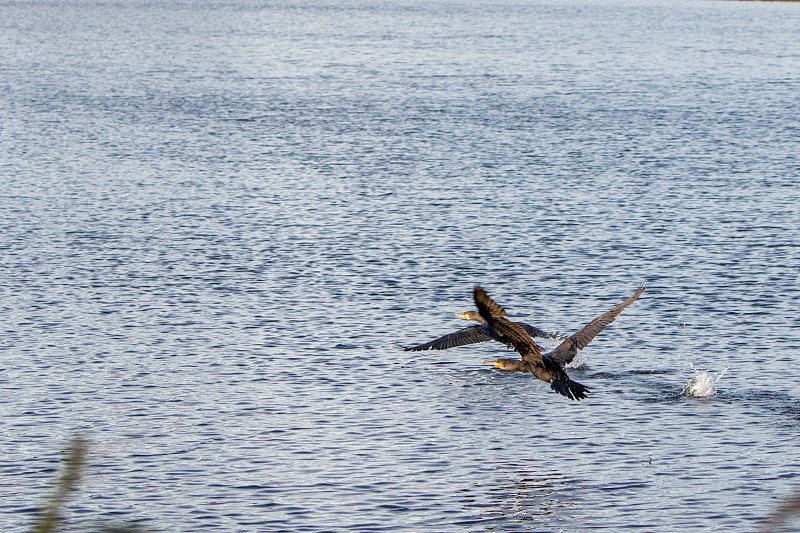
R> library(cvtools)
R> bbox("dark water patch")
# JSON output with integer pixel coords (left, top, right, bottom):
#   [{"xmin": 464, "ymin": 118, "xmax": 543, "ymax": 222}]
[{"xmin": 628, "ymin": 369, "xmax": 676, "ymax": 376}]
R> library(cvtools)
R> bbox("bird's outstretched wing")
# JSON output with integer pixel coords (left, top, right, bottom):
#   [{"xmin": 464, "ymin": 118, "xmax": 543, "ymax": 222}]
[
  {"xmin": 401, "ymin": 325, "xmax": 493, "ymax": 351},
  {"xmin": 473, "ymin": 285, "xmax": 542, "ymax": 364},
  {"xmin": 521, "ymin": 323, "xmax": 564, "ymax": 340},
  {"xmin": 553, "ymin": 283, "xmax": 645, "ymax": 358}
]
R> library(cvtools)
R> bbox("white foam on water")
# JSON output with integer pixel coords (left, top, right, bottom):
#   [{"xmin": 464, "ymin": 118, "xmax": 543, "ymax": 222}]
[
  {"xmin": 682, "ymin": 362, "xmax": 728, "ymax": 398},
  {"xmin": 538, "ymin": 336, "xmax": 588, "ymax": 370},
  {"xmin": 565, "ymin": 351, "xmax": 587, "ymax": 370}
]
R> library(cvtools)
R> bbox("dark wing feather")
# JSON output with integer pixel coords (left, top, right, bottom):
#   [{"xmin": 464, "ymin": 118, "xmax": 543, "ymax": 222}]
[
  {"xmin": 547, "ymin": 349, "xmax": 578, "ymax": 368},
  {"xmin": 520, "ymin": 323, "xmax": 560, "ymax": 340},
  {"xmin": 402, "ymin": 325, "xmax": 493, "ymax": 351},
  {"xmin": 550, "ymin": 376, "xmax": 589, "ymax": 401},
  {"xmin": 555, "ymin": 283, "xmax": 645, "ymax": 353},
  {"xmin": 474, "ymin": 286, "xmax": 506, "ymax": 321},
  {"xmin": 473, "ymin": 286, "xmax": 542, "ymax": 364}
]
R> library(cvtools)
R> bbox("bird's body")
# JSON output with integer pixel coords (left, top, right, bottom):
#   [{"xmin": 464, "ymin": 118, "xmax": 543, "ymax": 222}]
[
  {"xmin": 473, "ymin": 286, "xmax": 589, "ymax": 400},
  {"xmin": 401, "ymin": 310, "xmax": 559, "ymax": 352},
  {"xmin": 476, "ymin": 283, "xmax": 645, "ymax": 400}
]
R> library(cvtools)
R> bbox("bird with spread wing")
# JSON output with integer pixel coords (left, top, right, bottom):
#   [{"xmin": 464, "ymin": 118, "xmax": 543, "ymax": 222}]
[
  {"xmin": 400, "ymin": 310, "xmax": 561, "ymax": 352},
  {"xmin": 475, "ymin": 283, "xmax": 645, "ymax": 400}
]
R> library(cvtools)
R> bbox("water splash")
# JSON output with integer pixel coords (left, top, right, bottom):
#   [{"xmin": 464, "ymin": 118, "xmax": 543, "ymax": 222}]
[
  {"xmin": 565, "ymin": 351, "xmax": 587, "ymax": 370},
  {"xmin": 682, "ymin": 362, "xmax": 728, "ymax": 397},
  {"xmin": 538, "ymin": 335, "xmax": 588, "ymax": 371}
]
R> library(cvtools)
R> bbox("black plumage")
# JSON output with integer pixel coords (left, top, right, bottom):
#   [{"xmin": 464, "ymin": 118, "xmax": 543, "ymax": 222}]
[
  {"xmin": 401, "ymin": 310, "xmax": 559, "ymax": 352},
  {"xmin": 478, "ymin": 283, "xmax": 645, "ymax": 400}
]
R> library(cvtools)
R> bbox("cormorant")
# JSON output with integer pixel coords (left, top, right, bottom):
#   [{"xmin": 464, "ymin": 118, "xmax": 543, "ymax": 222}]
[
  {"xmin": 401, "ymin": 310, "xmax": 560, "ymax": 352},
  {"xmin": 476, "ymin": 283, "xmax": 645, "ymax": 400}
]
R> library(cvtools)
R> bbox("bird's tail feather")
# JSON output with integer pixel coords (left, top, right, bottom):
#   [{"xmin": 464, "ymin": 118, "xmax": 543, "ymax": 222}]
[{"xmin": 550, "ymin": 378, "xmax": 590, "ymax": 401}]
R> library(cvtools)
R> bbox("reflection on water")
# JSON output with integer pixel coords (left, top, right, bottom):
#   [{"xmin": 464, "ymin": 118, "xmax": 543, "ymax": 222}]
[{"xmin": 484, "ymin": 465, "xmax": 575, "ymax": 524}]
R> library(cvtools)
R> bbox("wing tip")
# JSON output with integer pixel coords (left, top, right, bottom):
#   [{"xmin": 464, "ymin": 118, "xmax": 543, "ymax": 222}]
[
  {"xmin": 637, "ymin": 281, "xmax": 646, "ymax": 294},
  {"xmin": 473, "ymin": 284, "xmax": 486, "ymax": 299}
]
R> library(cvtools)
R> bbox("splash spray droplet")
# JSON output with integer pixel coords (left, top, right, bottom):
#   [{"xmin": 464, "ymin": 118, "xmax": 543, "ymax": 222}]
[{"xmin": 682, "ymin": 362, "xmax": 728, "ymax": 397}]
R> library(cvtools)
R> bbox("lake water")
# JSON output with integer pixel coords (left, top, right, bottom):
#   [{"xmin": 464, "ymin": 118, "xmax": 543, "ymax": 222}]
[{"xmin": 1, "ymin": 0, "xmax": 799, "ymax": 531}]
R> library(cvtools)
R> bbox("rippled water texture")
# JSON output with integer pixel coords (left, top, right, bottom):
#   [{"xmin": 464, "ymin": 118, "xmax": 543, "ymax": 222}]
[{"xmin": 1, "ymin": 0, "xmax": 799, "ymax": 531}]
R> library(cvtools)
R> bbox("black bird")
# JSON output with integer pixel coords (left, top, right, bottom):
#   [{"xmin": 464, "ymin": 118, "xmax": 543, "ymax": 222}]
[
  {"xmin": 483, "ymin": 283, "xmax": 646, "ymax": 374},
  {"xmin": 401, "ymin": 310, "xmax": 560, "ymax": 352},
  {"xmin": 478, "ymin": 283, "xmax": 645, "ymax": 400}
]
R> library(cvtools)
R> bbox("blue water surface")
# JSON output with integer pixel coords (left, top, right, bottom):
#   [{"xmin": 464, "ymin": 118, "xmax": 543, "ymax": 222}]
[{"xmin": 1, "ymin": 0, "xmax": 799, "ymax": 531}]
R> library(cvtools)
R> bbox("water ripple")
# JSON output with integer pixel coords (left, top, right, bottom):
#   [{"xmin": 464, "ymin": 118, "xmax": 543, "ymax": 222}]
[{"xmin": 2, "ymin": 0, "xmax": 800, "ymax": 531}]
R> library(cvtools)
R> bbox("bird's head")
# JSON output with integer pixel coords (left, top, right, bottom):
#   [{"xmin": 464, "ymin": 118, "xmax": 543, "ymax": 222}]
[
  {"xmin": 455, "ymin": 310, "xmax": 485, "ymax": 324},
  {"xmin": 483, "ymin": 359, "xmax": 527, "ymax": 372}
]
